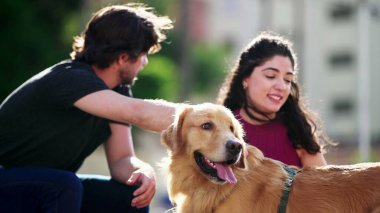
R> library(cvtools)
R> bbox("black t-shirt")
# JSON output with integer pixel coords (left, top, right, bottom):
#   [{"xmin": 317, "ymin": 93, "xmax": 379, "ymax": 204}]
[{"xmin": 0, "ymin": 59, "xmax": 130, "ymax": 172}]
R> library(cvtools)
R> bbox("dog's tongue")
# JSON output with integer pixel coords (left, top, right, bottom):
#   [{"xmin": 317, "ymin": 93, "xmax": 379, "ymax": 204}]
[{"xmin": 215, "ymin": 163, "xmax": 237, "ymax": 184}]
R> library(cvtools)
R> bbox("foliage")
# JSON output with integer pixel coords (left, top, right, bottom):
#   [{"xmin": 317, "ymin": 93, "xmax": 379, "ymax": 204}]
[
  {"xmin": 133, "ymin": 39, "xmax": 229, "ymax": 102},
  {"xmin": 190, "ymin": 43, "xmax": 229, "ymax": 97},
  {"xmin": 351, "ymin": 149, "xmax": 380, "ymax": 163},
  {"xmin": 131, "ymin": 55, "xmax": 179, "ymax": 101},
  {"xmin": 0, "ymin": 0, "xmax": 81, "ymax": 101},
  {"xmin": 135, "ymin": 0, "xmax": 176, "ymax": 15},
  {"xmin": 0, "ymin": 0, "xmax": 229, "ymax": 104}
]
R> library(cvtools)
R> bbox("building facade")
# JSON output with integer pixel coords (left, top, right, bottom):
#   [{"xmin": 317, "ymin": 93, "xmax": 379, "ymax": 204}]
[{"xmin": 190, "ymin": 0, "xmax": 380, "ymax": 146}]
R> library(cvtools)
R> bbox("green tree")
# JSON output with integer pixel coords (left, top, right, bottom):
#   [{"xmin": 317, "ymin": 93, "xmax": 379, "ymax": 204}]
[
  {"xmin": 191, "ymin": 43, "xmax": 229, "ymax": 98},
  {"xmin": 132, "ymin": 55, "xmax": 178, "ymax": 101},
  {"xmin": 0, "ymin": 0, "xmax": 81, "ymax": 101}
]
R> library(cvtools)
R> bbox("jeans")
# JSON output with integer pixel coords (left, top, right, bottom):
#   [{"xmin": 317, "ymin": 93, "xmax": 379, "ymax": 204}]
[
  {"xmin": 0, "ymin": 167, "xmax": 82, "ymax": 213},
  {"xmin": 79, "ymin": 174, "xmax": 149, "ymax": 213},
  {"xmin": 0, "ymin": 168, "xmax": 149, "ymax": 213}
]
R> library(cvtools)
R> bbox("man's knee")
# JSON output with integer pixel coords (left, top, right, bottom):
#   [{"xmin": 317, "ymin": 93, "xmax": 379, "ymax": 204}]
[
  {"xmin": 56, "ymin": 171, "xmax": 83, "ymax": 193},
  {"xmin": 80, "ymin": 177, "xmax": 148, "ymax": 213}
]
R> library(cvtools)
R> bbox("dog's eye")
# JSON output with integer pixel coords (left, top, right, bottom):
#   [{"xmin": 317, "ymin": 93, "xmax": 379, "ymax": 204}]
[
  {"xmin": 201, "ymin": 122, "xmax": 213, "ymax": 130},
  {"xmin": 230, "ymin": 125, "xmax": 234, "ymax": 132}
]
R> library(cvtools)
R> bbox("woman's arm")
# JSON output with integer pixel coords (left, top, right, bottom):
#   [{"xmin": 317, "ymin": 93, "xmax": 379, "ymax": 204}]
[{"xmin": 296, "ymin": 148, "xmax": 327, "ymax": 167}]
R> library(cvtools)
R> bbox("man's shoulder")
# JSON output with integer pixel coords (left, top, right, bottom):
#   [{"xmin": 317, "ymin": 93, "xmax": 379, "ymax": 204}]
[
  {"xmin": 50, "ymin": 59, "xmax": 93, "ymax": 73},
  {"xmin": 36, "ymin": 59, "xmax": 97, "ymax": 83}
]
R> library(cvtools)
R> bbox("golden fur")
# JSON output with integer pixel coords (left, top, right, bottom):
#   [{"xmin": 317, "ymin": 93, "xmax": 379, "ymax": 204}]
[{"xmin": 161, "ymin": 103, "xmax": 380, "ymax": 213}]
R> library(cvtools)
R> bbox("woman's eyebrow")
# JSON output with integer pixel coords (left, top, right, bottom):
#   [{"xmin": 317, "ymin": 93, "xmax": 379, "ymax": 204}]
[{"xmin": 262, "ymin": 67, "xmax": 294, "ymax": 76}]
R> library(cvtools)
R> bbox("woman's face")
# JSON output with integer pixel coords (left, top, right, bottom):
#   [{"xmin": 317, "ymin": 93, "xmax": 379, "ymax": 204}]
[{"xmin": 242, "ymin": 55, "xmax": 294, "ymax": 119}]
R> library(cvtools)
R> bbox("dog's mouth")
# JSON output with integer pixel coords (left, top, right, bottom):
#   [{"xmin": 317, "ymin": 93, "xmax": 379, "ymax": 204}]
[{"xmin": 194, "ymin": 151, "xmax": 238, "ymax": 184}]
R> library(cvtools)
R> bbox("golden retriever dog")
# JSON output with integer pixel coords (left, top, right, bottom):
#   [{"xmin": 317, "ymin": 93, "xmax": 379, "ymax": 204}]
[{"xmin": 161, "ymin": 103, "xmax": 380, "ymax": 213}]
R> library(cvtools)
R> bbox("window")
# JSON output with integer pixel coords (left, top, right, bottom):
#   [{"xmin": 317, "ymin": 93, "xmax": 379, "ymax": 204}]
[
  {"xmin": 332, "ymin": 98, "xmax": 354, "ymax": 115},
  {"xmin": 329, "ymin": 52, "xmax": 354, "ymax": 69},
  {"xmin": 330, "ymin": 3, "xmax": 355, "ymax": 21}
]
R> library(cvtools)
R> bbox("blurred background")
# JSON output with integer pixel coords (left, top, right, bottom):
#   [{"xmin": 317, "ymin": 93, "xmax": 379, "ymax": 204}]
[{"xmin": 1, "ymin": 0, "xmax": 380, "ymax": 212}]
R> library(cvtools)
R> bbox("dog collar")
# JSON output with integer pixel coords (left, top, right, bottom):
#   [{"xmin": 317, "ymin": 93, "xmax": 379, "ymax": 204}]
[{"xmin": 277, "ymin": 163, "xmax": 301, "ymax": 213}]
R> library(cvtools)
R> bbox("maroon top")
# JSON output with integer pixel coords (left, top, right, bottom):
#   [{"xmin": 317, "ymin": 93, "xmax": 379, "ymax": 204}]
[{"xmin": 234, "ymin": 110, "xmax": 302, "ymax": 167}]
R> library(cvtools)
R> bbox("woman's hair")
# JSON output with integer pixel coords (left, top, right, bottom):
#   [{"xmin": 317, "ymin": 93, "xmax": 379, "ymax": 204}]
[
  {"xmin": 217, "ymin": 32, "xmax": 333, "ymax": 154},
  {"xmin": 70, "ymin": 3, "xmax": 173, "ymax": 69}
]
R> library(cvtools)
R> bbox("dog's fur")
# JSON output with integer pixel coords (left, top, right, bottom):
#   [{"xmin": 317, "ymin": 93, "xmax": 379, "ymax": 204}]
[{"xmin": 161, "ymin": 103, "xmax": 380, "ymax": 213}]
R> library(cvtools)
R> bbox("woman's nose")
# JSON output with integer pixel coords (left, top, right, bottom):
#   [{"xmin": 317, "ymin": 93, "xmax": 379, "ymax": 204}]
[{"xmin": 274, "ymin": 79, "xmax": 287, "ymax": 90}]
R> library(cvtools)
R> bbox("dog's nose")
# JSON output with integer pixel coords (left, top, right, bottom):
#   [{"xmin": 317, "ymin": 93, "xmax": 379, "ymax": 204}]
[{"xmin": 226, "ymin": 140, "xmax": 242, "ymax": 155}]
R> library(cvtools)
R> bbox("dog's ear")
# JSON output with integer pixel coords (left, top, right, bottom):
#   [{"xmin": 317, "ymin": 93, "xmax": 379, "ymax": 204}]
[
  {"xmin": 236, "ymin": 142, "xmax": 248, "ymax": 169},
  {"xmin": 161, "ymin": 105, "xmax": 191, "ymax": 155},
  {"xmin": 233, "ymin": 118, "xmax": 248, "ymax": 169}
]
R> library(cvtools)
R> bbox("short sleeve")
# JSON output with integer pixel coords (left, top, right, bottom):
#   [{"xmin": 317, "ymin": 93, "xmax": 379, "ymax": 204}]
[{"xmin": 43, "ymin": 61, "xmax": 109, "ymax": 109}]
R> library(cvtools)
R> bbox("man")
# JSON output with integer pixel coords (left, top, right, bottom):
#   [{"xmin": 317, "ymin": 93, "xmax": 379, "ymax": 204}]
[{"xmin": 0, "ymin": 4, "xmax": 176, "ymax": 213}]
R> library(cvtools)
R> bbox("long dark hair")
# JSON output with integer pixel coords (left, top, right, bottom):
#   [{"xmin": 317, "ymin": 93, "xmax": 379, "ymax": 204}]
[
  {"xmin": 217, "ymin": 32, "xmax": 333, "ymax": 154},
  {"xmin": 70, "ymin": 3, "xmax": 173, "ymax": 69}
]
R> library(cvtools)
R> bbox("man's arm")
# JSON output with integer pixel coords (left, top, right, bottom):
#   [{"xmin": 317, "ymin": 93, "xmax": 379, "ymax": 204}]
[
  {"xmin": 74, "ymin": 90, "xmax": 177, "ymax": 132},
  {"xmin": 104, "ymin": 123, "xmax": 156, "ymax": 208}
]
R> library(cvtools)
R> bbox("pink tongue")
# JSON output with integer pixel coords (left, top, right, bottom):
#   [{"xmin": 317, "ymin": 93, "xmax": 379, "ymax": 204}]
[{"xmin": 215, "ymin": 163, "xmax": 237, "ymax": 183}]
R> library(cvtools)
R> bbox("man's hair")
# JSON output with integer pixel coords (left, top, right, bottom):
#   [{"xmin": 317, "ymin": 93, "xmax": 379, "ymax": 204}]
[{"xmin": 70, "ymin": 3, "xmax": 173, "ymax": 69}]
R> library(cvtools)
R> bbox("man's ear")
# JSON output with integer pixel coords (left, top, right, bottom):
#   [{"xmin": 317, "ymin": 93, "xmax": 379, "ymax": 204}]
[
  {"xmin": 161, "ymin": 105, "xmax": 191, "ymax": 155},
  {"xmin": 118, "ymin": 53, "xmax": 130, "ymax": 64}
]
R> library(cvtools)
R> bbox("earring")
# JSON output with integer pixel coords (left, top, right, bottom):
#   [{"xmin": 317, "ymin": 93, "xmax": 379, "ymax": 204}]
[{"xmin": 243, "ymin": 84, "xmax": 247, "ymax": 89}]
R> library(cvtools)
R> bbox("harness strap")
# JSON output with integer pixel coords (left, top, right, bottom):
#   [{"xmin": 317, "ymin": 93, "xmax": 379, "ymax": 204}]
[{"xmin": 277, "ymin": 163, "xmax": 300, "ymax": 213}]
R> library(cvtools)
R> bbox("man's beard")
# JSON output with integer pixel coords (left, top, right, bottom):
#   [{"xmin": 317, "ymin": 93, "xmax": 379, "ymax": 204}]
[
  {"xmin": 119, "ymin": 68, "xmax": 138, "ymax": 85},
  {"xmin": 121, "ymin": 76, "xmax": 137, "ymax": 85}
]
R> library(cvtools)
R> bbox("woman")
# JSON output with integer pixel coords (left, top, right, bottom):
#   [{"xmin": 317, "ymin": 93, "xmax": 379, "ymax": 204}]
[{"xmin": 217, "ymin": 32, "xmax": 334, "ymax": 168}]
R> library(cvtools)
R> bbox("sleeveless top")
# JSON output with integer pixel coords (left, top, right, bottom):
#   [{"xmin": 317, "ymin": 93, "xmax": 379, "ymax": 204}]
[{"xmin": 234, "ymin": 110, "xmax": 302, "ymax": 167}]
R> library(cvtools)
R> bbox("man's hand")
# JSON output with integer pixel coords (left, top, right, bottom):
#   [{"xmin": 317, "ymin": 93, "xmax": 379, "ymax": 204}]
[
  {"xmin": 126, "ymin": 166, "xmax": 156, "ymax": 209},
  {"xmin": 104, "ymin": 123, "xmax": 158, "ymax": 209}
]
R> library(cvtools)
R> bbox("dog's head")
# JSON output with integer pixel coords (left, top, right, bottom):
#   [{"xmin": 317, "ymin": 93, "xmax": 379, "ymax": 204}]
[{"xmin": 161, "ymin": 103, "xmax": 247, "ymax": 184}]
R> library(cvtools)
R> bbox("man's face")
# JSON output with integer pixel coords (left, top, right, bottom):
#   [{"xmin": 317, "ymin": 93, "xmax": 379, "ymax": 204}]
[{"xmin": 118, "ymin": 53, "xmax": 148, "ymax": 85}]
